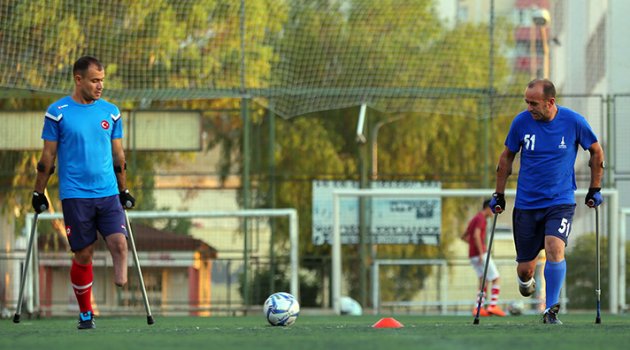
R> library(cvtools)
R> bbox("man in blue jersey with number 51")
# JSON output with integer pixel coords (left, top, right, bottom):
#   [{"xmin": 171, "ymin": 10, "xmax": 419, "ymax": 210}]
[
  {"xmin": 32, "ymin": 56, "xmax": 136, "ymax": 329},
  {"xmin": 490, "ymin": 79, "xmax": 604, "ymax": 325}
]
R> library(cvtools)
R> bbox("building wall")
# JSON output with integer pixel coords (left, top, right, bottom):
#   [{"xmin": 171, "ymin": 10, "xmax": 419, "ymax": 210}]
[{"xmin": 552, "ymin": 1, "xmax": 630, "ymax": 210}]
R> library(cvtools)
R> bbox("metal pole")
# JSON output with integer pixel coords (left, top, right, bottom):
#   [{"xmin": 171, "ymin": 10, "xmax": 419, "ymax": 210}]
[
  {"xmin": 359, "ymin": 145, "xmax": 368, "ymax": 307},
  {"xmin": 607, "ymin": 95, "xmax": 615, "ymax": 187},
  {"xmin": 620, "ymin": 208, "xmax": 628, "ymax": 312},
  {"xmin": 371, "ymin": 262, "xmax": 379, "ymax": 314},
  {"xmin": 530, "ymin": 24, "xmax": 537, "ymax": 78},
  {"xmin": 485, "ymin": 0, "xmax": 495, "ymax": 188},
  {"xmin": 332, "ymin": 194, "xmax": 341, "ymax": 314},
  {"xmin": 609, "ymin": 191, "xmax": 620, "ymax": 314},
  {"xmin": 368, "ymin": 115, "xmax": 405, "ymax": 308},
  {"xmin": 241, "ymin": 97, "xmax": 251, "ymax": 310},
  {"xmin": 358, "ymin": 104, "xmax": 369, "ymax": 308},
  {"xmin": 370, "ymin": 116, "xmax": 405, "ymax": 181},
  {"xmin": 268, "ymin": 109, "xmax": 277, "ymax": 294},
  {"xmin": 289, "ymin": 211, "xmax": 299, "ymax": 299},
  {"xmin": 541, "ymin": 25, "xmax": 549, "ymax": 78},
  {"xmin": 239, "ymin": 0, "xmax": 252, "ymax": 311}
]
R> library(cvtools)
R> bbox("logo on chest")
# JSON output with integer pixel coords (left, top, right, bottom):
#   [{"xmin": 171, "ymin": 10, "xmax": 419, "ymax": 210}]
[
  {"xmin": 101, "ymin": 120, "xmax": 110, "ymax": 129},
  {"xmin": 558, "ymin": 136, "xmax": 567, "ymax": 149}
]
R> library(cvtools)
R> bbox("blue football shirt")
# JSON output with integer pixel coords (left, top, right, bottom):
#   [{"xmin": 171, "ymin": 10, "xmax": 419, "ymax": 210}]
[
  {"xmin": 41, "ymin": 96, "xmax": 123, "ymax": 200},
  {"xmin": 505, "ymin": 105, "xmax": 598, "ymax": 209}
]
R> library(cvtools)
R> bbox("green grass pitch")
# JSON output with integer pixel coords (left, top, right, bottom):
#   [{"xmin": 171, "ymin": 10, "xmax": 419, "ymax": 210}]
[{"xmin": 1, "ymin": 313, "xmax": 628, "ymax": 350}]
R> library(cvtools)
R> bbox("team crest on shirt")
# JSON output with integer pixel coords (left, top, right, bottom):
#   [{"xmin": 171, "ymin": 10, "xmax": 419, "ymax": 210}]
[
  {"xmin": 101, "ymin": 120, "xmax": 110, "ymax": 129},
  {"xmin": 558, "ymin": 136, "xmax": 567, "ymax": 149},
  {"xmin": 66, "ymin": 225, "xmax": 72, "ymax": 237}
]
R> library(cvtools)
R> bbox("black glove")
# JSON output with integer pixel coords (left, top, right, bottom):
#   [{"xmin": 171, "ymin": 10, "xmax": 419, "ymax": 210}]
[
  {"xmin": 32, "ymin": 191, "xmax": 49, "ymax": 213},
  {"xmin": 119, "ymin": 189, "xmax": 136, "ymax": 209},
  {"xmin": 585, "ymin": 187, "xmax": 603, "ymax": 207},
  {"xmin": 489, "ymin": 192, "xmax": 505, "ymax": 214}
]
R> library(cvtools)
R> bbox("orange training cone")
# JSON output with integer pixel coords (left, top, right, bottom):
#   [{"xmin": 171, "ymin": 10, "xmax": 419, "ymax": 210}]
[{"xmin": 372, "ymin": 317, "xmax": 404, "ymax": 328}]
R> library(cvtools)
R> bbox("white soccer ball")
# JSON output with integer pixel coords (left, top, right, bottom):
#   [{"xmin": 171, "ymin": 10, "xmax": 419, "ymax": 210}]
[
  {"xmin": 340, "ymin": 296, "xmax": 363, "ymax": 316},
  {"xmin": 263, "ymin": 292, "xmax": 300, "ymax": 326},
  {"xmin": 508, "ymin": 300, "xmax": 525, "ymax": 316}
]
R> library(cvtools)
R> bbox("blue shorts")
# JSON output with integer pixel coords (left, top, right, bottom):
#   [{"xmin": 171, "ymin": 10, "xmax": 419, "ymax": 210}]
[
  {"xmin": 512, "ymin": 204, "xmax": 576, "ymax": 263},
  {"xmin": 61, "ymin": 195, "xmax": 127, "ymax": 252}
]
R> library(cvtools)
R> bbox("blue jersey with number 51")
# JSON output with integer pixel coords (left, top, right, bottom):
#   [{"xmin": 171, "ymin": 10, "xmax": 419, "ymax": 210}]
[{"xmin": 505, "ymin": 105, "xmax": 598, "ymax": 209}]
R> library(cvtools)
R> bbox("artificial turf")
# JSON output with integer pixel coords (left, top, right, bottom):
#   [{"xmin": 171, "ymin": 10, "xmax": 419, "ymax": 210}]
[{"xmin": 1, "ymin": 313, "xmax": 628, "ymax": 350}]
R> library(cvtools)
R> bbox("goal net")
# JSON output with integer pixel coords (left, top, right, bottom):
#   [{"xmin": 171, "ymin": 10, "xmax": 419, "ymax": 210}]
[
  {"xmin": 0, "ymin": 0, "xmax": 519, "ymax": 118},
  {"xmin": 10, "ymin": 209, "xmax": 298, "ymax": 317}
]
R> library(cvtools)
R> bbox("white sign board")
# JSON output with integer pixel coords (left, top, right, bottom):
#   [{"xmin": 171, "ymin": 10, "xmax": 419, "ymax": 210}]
[{"xmin": 312, "ymin": 180, "xmax": 441, "ymax": 245}]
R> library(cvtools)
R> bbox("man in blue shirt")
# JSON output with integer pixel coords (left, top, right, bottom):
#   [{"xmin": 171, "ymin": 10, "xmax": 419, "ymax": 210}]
[
  {"xmin": 490, "ymin": 79, "xmax": 604, "ymax": 324},
  {"xmin": 32, "ymin": 56, "xmax": 136, "ymax": 329}
]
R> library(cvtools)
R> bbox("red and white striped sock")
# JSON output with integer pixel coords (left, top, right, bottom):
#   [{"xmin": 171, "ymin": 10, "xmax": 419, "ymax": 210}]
[{"xmin": 489, "ymin": 284, "xmax": 500, "ymax": 307}]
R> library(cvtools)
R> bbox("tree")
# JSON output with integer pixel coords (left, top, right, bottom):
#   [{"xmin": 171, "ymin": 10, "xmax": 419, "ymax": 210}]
[
  {"xmin": 254, "ymin": 1, "xmax": 523, "ymax": 304},
  {"xmin": 565, "ymin": 233, "xmax": 630, "ymax": 310},
  {"xmin": 0, "ymin": 0, "xmax": 530, "ymax": 307}
]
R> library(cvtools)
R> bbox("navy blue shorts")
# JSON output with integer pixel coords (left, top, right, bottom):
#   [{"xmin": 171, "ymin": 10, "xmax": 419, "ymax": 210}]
[
  {"xmin": 512, "ymin": 204, "xmax": 576, "ymax": 263},
  {"xmin": 61, "ymin": 195, "xmax": 127, "ymax": 252}
]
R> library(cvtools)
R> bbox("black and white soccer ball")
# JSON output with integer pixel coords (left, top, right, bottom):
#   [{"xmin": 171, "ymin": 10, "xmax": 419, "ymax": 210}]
[{"xmin": 263, "ymin": 292, "xmax": 300, "ymax": 326}]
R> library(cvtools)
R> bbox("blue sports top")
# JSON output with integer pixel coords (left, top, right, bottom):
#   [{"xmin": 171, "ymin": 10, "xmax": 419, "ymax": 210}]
[
  {"xmin": 41, "ymin": 96, "xmax": 123, "ymax": 200},
  {"xmin": 505, "ymin": 105, "xmax": 598, "ymax": 209}
]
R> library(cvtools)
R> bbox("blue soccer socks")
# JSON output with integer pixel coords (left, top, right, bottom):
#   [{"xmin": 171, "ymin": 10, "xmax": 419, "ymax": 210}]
[{"xmin": 544, "ymin": 260, "xmax": 566, "ymax": 309}]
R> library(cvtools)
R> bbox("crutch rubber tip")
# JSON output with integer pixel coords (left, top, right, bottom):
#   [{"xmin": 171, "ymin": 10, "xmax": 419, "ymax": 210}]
[
  {"xmin": 595, "ymin": 317, "xmax": 601, "ymax": 324},
  {"xmin": 147, "ymin": 315, "xmax": 155, "ymax": 325},
  {"xmin": 13, "ymin": 314, "xmax": 20, "ymax": 323},
  {"xmin": 473, "ymin": 318, "xmax": 479, "ymax": 325}
]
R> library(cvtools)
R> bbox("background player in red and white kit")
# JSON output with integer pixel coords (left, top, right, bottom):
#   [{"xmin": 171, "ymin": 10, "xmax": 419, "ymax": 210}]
[{"xmin": 462, "ymin": 199, "xmax": 505, "ymax": 317}]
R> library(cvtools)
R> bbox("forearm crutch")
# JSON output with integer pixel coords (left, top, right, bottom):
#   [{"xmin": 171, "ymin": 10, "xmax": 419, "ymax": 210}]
[
  {"xmin": 13, "ymin": 213, "xmax": 39, "ymax": 323},
  {"xmin": 473, "ymin": 213, "xmax": 499, "ymax": 325},
  {"xmin": 124, "ymin": 210, "xmax": 155, "ymax": 325}
]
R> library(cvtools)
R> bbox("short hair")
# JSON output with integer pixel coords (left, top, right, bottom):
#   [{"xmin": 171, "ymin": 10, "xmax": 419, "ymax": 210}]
[
  {"xmin": 528, "ymin": 78, "xmax": 556, "ymax": 99},
  {"xmin": 482, "ymin": 199, "xmax": 491, "ymax": 209},
  {"xmin": 73, "ymin": 56, "xmax": 103, "ymax": 76}
]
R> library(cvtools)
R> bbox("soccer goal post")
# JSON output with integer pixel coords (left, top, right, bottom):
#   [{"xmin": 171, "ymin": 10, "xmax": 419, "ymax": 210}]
[
  {"xmin": 331, "ymin": 188, "xmax": 620, "ymax": 315},
  {"xmin": 20, "ymin": 209, "xmax": 298, "ymax": 316}
]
